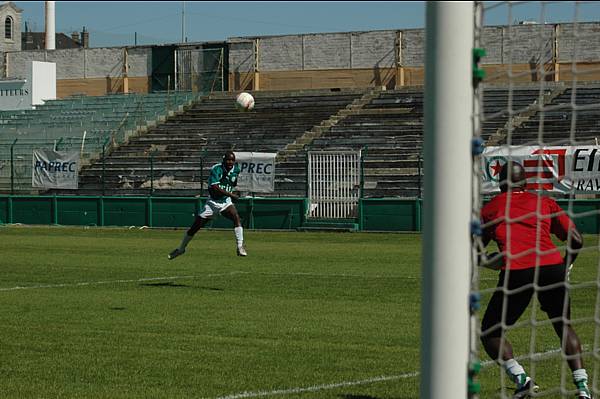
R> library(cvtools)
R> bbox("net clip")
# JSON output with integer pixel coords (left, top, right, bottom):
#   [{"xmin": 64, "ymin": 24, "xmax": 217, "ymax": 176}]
[{"xmin": 473, "ymin": 48, "xmax": 487, "ymax": 86}]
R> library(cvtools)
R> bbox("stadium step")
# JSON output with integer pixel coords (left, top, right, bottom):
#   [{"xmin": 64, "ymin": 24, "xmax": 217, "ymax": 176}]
[{"xmin": 297, "ymin": 218, "xmax": 359, "ymax": 232}]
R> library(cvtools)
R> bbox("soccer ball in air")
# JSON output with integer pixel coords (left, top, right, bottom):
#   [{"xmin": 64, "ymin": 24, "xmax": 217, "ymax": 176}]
[{"xmin": 235, "ymin": 92, "xmax": 255, "ymax": 112}]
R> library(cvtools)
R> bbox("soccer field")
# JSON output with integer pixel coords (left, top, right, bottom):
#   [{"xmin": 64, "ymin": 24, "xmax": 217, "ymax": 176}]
[{"xmin": 1, "ymin": 226, "xmax": 597, "ymax": 398}]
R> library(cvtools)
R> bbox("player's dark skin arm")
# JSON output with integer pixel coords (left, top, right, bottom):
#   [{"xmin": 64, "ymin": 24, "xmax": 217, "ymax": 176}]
[
  {"xmin": 479, "ymin": 225, "xmax": 503, "ymax": 270},
  {"xmin": 563, "ymin": 227, "xmax": 583, "ymax": 266}
]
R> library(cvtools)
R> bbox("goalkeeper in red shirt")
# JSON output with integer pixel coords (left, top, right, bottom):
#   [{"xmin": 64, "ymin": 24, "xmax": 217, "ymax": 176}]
[{"xmin": 479, "ymin": 161, "xmax": 590, "ymax": 399}]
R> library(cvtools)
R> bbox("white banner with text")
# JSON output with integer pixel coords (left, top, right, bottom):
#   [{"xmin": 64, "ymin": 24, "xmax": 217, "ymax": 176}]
[
  {"xmin": 234, "ymin": 152, "xmax": 276, "ymax": 193},
  {"xmin": 32, "ymin": 149, "xmax": 79, "ymax": 189},
  {"xmin": 481, "ymin": 146, "xmax": 600, "ymax": 193}
]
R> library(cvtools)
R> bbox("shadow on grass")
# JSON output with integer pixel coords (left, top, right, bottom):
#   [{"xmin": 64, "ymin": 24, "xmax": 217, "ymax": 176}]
[
  {"xmin": 141, "ymin": 282, "xmax": 189, "ymax": 288},
  {"xmin": 140, "ymin": 281, "xmax": 224, "ymax": 291},
  {"xmin": 340, "ymin": 395, "xmax": 406, "ymax": 399}
]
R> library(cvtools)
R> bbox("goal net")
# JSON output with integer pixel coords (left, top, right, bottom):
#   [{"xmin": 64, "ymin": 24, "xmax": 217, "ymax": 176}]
[{"xmin": 470, "ymin": 1, "xmax": 600, "ymax": 398}]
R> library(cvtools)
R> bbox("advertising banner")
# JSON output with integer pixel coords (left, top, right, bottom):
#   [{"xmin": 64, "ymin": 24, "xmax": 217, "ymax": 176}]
[
  {"xmin": 234, "ymin": 152, "xmax": 276, "ymax": 193},
  {"xmin": 482, "ymin": 146, "xmax": 600, "ymax": 193},
  {"xmin": 32, "ymin": 149, "xmax": 79, "ymax": 189}
]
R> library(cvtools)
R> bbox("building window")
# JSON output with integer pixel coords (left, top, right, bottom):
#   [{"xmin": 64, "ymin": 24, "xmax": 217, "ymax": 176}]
[{"xmin": 5, "ymin": 16, "xmax": 12, "ymax": 40}]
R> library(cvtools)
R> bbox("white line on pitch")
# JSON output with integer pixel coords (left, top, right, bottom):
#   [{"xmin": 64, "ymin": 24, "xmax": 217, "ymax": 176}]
[
  {"xmin": 211, "ymin": 346, "xmax": 577, "ymax": 399},
  {"xmin": 1, "ymin": 270, "xmax": 497, "ymax": 292},
  {"xmin": 210, "ymin": 372, "xmax": 419, "ymax": 399},
  {"xmin": 0, "ymin": 271, "xmax": 249, "ymax": 292},
  {"xmin": 255, "ymin": 271, "xmax": 498, "ymax": 282}
]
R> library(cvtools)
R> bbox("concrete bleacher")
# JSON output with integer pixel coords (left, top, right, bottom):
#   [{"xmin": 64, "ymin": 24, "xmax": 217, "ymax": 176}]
[
  {"xmin": 480, "ymin": 87, "xmax": 548, "ymax": 142},
  {"xmin": 301, "ymin": 89, "xmax": 425, "ymax": 198},
  {"xmin": 278, "ymin": 87, "xmax": 544, "ymax": 198},
  {"xmin": 66, "ymin": 89, "xmax": 367, "ymax": 196},
  {"xmin": 507, "ymin": 85, "xmax": 600, "ymax": 145},
  {"xmin": 1, "ymin": 85, "xmax": 564, "ymax": 199},
  {"xmin": 0, "ymin": 91, "xmax": 196, "ymax": 193}
]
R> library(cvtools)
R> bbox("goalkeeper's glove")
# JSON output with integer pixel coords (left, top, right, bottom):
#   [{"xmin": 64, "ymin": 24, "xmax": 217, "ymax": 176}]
[{"xmin": 479, "ymin": 252, "xmax": 503, "ymax": 270}]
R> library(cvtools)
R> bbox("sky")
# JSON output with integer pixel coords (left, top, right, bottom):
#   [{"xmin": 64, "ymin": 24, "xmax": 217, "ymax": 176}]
[{"xmin": 11, "ymin": 1, "xmax": 600, "ymax": 48}]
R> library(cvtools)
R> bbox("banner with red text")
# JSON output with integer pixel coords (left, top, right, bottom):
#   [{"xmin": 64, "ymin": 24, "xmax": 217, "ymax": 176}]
[{"xmin": 481, "ymin": 146, "xmax": 600, "ymax": 193}]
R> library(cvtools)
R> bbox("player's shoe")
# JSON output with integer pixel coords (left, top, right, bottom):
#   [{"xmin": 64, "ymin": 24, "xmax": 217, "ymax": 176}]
[
  {"xmin": 168, "ymin": 248, "xmax": 185, "ymax": 260},
  {"xmin": 513, "ymin": 376, "xmax": 539, "ymax": 399},
  {"xmin": 237, "ymin": 244, "xmax": 247, "ymax": 257},
  {"xmin": 575, "ymin": 379, "xmax": 592, "ymax": 399}
]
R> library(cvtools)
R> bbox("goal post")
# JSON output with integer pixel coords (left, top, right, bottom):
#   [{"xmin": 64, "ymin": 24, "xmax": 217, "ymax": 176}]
[{"xmin": 421, "ymin": 2, "xmax": 474, "ymax": 399}]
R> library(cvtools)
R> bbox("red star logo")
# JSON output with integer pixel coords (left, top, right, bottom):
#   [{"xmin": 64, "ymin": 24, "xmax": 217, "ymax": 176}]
[{"xmin": 490, "ymin": 160, "xmax": 503, "ymax": 177}]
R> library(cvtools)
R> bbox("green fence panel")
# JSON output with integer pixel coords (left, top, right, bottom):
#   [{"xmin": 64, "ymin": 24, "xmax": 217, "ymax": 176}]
[
  {"xmin": 249, "ymin": 198, "xmax": 306, "ymax": 230},
  {"xmin": 57, "ymin": 197, "xmax": 99, "ymax": 226},
  {"xmin": 151, "ymin": 197, "xmax": 200, "ymax": 228},
  {"xmin": 2, "ymin": 195, "xmax": 600, "ymax": 233},
  {"xmin": 11, "ymin": 197, "xmax": 53, "ymax": 225},
  {"xmin": 0, "ymin": 196, "xmax": 7, "ymax": 223},
  {"xmin": 558, "ymin": 200, "xmax": 600, "ymax": 234},
  {"xmin": 103, "ymin": 197, "xmax": 149, "ymax": 227},
  {"xmin": 361, "ymin": 198, "xmax": 421, "ymax": 232}
]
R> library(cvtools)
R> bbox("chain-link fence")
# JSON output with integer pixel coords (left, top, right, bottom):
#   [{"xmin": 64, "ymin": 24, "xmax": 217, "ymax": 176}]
[
  {"xmin": 175, "ymin": 48, "xmax": 225, "ymax": 93},
  {"xmin": 0, "ymin": 91, "xmax": 201, "ymax": 194}
]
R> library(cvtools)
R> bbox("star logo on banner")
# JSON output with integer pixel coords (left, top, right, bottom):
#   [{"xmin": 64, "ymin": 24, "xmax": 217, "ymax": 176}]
[
  {"xmin": 490, "ymin": 160, "xmax": 503, "ymax": 177},
  {"xmin": 486, "ymin": 156, "xmax": 506, "ymax": 182}
]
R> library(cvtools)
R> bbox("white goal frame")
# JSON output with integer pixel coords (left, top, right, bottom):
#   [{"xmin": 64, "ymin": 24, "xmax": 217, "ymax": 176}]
[{"xmin": 421, "ymin": 2, "xmax": 474, "ymax": 398}]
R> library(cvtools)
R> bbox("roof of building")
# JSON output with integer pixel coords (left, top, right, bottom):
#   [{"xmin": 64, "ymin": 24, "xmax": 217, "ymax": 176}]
[
  {"xmin": 22, "ymin": 32, "xmax": 80, "ymax": 50},
  {"xmin": 0, "ymin": 2, "xmax": 23, "ymax": 14}
]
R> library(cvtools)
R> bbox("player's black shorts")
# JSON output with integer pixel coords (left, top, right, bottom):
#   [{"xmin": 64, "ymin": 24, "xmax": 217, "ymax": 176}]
[{"xmin": 481, "ymin": 263, "xmax": 570, "ymax": 338}]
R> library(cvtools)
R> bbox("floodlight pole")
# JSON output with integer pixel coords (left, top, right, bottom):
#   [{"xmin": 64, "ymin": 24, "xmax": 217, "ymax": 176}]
[
  {"xmin": 421, "ymin": 2, "xmax": 473, "ymax": 398},
  {"xmin": 181, "ymin": 1, "xmax": 186, "ymax": 43}
]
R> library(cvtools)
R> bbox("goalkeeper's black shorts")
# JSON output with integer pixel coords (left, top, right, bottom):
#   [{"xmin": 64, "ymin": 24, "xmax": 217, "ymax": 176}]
[{"xmin": 481, "ymin": 263, "xmax": 569, "ymax": 339}]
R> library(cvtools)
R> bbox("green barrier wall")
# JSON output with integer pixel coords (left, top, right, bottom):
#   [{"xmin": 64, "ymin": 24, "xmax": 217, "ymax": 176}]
[
  {"xmin": 0, "ymin": 196, "xmax": 599, "ymax": 233},
  {"xmin": 0, "ymin": 196, "xmax": 308, "ymax": 230},
  {"xmin": 360, "ymin": 198, "xmax": 422, "ymax": 232}
]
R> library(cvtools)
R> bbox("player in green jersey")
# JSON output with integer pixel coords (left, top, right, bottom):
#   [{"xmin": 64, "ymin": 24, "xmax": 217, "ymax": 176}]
[{"xmin": 168, "ymin": 150, "xmax": 247, "ymax": 259}]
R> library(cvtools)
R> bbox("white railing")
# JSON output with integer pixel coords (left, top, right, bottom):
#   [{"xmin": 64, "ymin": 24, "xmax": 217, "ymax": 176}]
[{"xmin": 307, "ymin": 150, "xmax": 361, "ymax": 219}]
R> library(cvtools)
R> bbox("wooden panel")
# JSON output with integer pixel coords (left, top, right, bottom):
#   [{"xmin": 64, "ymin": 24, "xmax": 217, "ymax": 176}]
[
  {"xmin": 229, "ymin": 68, "xmax": 396, "ymax": 91},
  {"xmin": 556, "ymin": 62, "xmax": 600, "ymax": 82},
  {"xmin": 57, "ymin": 77, "xmax": 150, "ymax": 98},
  {"xmin": 125, "ymin": 77, "xmax": 150, "ymax": 94},
  {"xmin": 230, "ymin": 71, "xmax": 254, "ymax": 92},
  {"xmin": 483, "ymin": 63, "xmax": 558, "ymax": 83},
  {"xmin": 57, "ymin": 78, "xmax": 109, "ymax": 98},
  {"xmin": 402, "ymin": 67, "xmax": 424, "ymax": 86}
]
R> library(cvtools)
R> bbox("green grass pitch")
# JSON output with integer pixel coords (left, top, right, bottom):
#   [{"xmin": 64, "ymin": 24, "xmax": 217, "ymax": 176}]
[{"xmin": 0, "ymin": 226, "xmax": 597, "ymax": 398}]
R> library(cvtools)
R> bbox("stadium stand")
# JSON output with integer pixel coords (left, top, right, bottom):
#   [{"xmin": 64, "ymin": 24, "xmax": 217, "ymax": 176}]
[
  {"xmin": 506, "ymin": 85, "xmax": 600, "ymax": 146},
  {"xmin": 1, "ymin": 85, "xmax": 564, "ymax": 198},
  {"xmin": 63, "ymin": 89, "xmax": 367, "ymax": 196},
  {"xmin": 277, "ymin": 87, "xmax": 544, "ymax": 198},
  {"xmin": 0, "ymin": 91, "xmax": 196, "ymax": 193}
]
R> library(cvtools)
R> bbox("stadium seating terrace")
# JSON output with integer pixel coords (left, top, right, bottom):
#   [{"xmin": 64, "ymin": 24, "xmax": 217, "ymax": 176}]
[{"xmin": 0, "ymin": 84, "xmax": 591, "ymax": 198}]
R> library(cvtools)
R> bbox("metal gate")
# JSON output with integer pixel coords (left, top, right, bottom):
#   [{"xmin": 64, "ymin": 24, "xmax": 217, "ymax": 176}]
[
  {"xmin": 307, "ymin": 150, "xmax": 362, "ymax": 219},
  {"xmin": 175, "ymin": 48, "xmax": 225, "ymax": 93},
  {"xmin": 151, "ymin": 45, "xmax": 176, "ymax": 92}
]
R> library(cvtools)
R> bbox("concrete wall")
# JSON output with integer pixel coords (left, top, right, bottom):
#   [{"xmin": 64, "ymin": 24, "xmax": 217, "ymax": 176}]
[
  {"xmin": 0, "ymin": 21, "xmax": 599, "ymax": 97},
  {"xmin": 5, "ymin": 46, "xmax": 151, "ymax": 79},
  {"xmin": 231, "ymin": 30, "xmax": 399, "ymax": 71},
  {"xmin": 227, "ymin": 22, "xmax": 600, "ymax": 91},
  {"xmin": 557, "ymin": 23, "xmax": 600, "ymax": 62},
  {"xmin": 3, "ymin": 46, "xmax": 152, "ymax": 97},
  {"xmin": 229, "ymin": 22, "xmax": 600, "ymax": 70}
]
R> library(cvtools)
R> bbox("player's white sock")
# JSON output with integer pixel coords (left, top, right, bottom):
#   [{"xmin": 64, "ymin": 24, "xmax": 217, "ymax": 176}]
[
  {"xmin": 179, "ymin": 232, "xmax": 193, "ymax": 251},
  {"xmin": 234, "ymin": 226, "xmax": 244, "ymax": 248},
  {"xmin": 503, "ymin": 358, "xmax": 527, "ymax": 386},
  {"xmin": 573, "ymin": 368, "xmax": 589, "ymax": 388}
]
